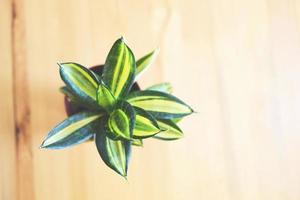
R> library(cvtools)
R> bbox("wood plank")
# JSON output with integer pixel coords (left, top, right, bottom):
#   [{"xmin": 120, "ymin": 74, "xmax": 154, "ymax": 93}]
[
  {"xmin": 22, "ymin": 0, "xmax": 169, "ymax": 199},
  {"xmin": 11, "ymin": 0, "xmax": 35, "ymax": 199},
  {"xmin": 0, "ymin": 0, "xmax": 16, "ymax": 199},
  {"xmin": 2, "ymin": 0, "xmax": 300, "ymax": 199}
]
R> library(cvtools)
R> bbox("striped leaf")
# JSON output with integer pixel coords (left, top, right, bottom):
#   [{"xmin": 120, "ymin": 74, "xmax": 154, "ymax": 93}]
[
  {"xmin": 154, "ymin": 119, "xmax": 183, "ymax": 140},
  {"xmin": 61, "ymin": 86, "xmax": 85, "ymax": 116},
  {"xmin": 102, "ymin": 37, "xmax": 136, "ymax": 99},
  {"xmin": 135, "ymin": 49, "xmax": 159, "ymax": 81},
  {"xmin": 97, "ymin": 82, "xmax": 116, "ymax": 111},
  {"xmin": 59, "ymin": 86, "xmax": 96, "ymax": 115},
  {"xmin": 172, "ymin": 118, "xmax": 183, "ymax": 123},
  {"xmin": 60, "ymin": 86, "xmax": 81, "ymax": 104},
  {"xmin": 41, "ymin": 112, "xmax": 103, "ymax": 149},
  {"xmin": 95, "ymin": 118, "xmax": 131, "ymax": 177},
  {"xmin": 59, "ymin": 62, "xmax": 100, "ymax": 109},
  {"xmin": 127, "ymin": 90, "xmax": 193, "ymax": 119},
  {"xmin": 107, "ymin": 101, "xmax": 135, "ymax": 141},
  {"xmin": 60, "ymin": 86, "xmax": 97, "ymax": 112},
  {"xmin": 133, "ymin": 107, "xmax": 161, "ymax": 139},
  {"xmin": 146, "ymin": 82, "xmax": 173, "ymax": 94},
  {"xmin": 108, "ymin": 109, "xmax": 131, "ymax": 141},
  {"xmin": 131, "ymin": 139, "xmax": 143, "ymax": 147}
]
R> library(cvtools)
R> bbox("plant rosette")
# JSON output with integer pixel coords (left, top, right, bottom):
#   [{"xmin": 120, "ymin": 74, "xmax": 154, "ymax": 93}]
[{"xmin": 41, "ymin": 37, "xmax": 194, "ymax": 178}]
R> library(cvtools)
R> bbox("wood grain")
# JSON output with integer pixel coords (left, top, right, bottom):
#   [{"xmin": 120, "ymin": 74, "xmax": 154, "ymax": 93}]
[
  {"xmin": 11, "ymin": 0, "xmax": 35, "ymax": 199},
  {"xmin": 0, "ymin": 0, "xmax": 16, "ymax": 199},
  {"xmin": 1, "ymin": 0, "xmax": 300, "ymax": 199}
]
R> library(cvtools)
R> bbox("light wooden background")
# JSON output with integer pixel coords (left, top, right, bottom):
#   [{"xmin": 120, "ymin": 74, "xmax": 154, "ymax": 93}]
[{"xmin": 1, "ymin": 0, "xmax": 300, "ymax": 199}]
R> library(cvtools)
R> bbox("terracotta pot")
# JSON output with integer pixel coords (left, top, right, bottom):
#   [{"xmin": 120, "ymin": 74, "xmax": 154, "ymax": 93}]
[{"xmin": 64, "ymin": 65, "xmax": 140, "ymax": 116}]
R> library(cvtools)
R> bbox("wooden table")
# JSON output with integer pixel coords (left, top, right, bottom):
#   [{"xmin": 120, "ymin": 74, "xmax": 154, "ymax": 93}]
[{"xmin": 1, "ymin": 0, "xmax": 300, "ymax": 199}]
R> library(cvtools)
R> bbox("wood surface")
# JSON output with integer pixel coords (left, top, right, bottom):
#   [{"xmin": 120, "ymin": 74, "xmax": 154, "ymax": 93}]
[
  {"xmin": 1, "ymin": 0, "xmax": 300, "ymax": 199},
  {"xmin": 0, "ymin": 0, "xmax": 16, "ymax": 199}
]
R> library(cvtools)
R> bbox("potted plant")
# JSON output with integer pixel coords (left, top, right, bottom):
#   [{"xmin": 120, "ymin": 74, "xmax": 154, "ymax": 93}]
[{"xmin": 41, "ymin": 37, "xmax": 194, "ymax": 178}]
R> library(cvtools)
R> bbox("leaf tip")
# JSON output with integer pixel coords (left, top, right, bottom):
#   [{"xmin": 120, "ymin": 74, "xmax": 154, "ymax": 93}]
[
  {"xmin": 185, "ymin": 105, "xmax": 195, "ymax": 115},
  {"xmin": 57, "ymin": 62, "xmax": 64, "ymax": 72},
  {"xmin": 153, "ymin": 47, "xmax": 160, "ymax": 57},
  {"xmin": 191, "ymin": 108, "xmax": 198, "ymax": 114},
  {"xmin": 118, "ymin": 168, "xmax": 128, "ymax": 179},
  {"xmin": 40, "ymin": 142, "xmax": 46, "ymax": 149},
  {"xmin": 120, "ymin": 36, "xmax": 125, "ymax": 43}
]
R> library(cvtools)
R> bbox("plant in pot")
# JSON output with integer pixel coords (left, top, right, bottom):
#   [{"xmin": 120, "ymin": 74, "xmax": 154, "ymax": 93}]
[{"xmin": 41, "ymin": 37, "xmax": 194, "ymax": 178}]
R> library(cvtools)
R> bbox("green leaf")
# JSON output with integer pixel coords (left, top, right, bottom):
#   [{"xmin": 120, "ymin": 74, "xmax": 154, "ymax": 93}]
[
  {"xmin": 154, "ymin": 119, "xmax": 183, "ymax": 140},
  {"xmin": 146, "ymin": 82, "xmax": 173, "ymax": 94},
  {"xmin": 60, "ymin": 86, "xmax": 81, "ymax": 104},
  {"xmin": 172, "ymin": 117, "xmax": 183, "ymax": 123},
  {"xmin": 41, "ymin": 112, "xmax": 103, "ymax": 149},
  {"xmin": 135, "ymin": 49, "xmax": 159, "ymax": 81},
  {"xmin": 108, "ymin": 109, "xmax": 131, "ymax": 140},
  {"xmin": 133, "ymin": 107, "xmax": 161, "ymax": 139},
  {"xmin": 60, "ymin": 86, "xmax": 95, "ymax": 111},
  {"xmin": 59, "ymin": 62, "xmax": 100, "ymax": 109},
  {"xmin": 97, "ymin": 82, "xmax": 116, "ymax": 111},
  {"xmin": 131, "ymin": 139, "xmax": 143, "ymax": 147},
  {"xmin": 107, "ymin": 101, "xmax": 136, "ymax": 141},
  {"xmin": 127, "ymin": 90, "xmax": 193, "ymax": 119},
  {"xmin": 102, "ymin": 37, "xmax": 136, "ymax": 99},
  {"xmin": 95, "ymin": 118, "xmax": 131, "ymax": 177}
]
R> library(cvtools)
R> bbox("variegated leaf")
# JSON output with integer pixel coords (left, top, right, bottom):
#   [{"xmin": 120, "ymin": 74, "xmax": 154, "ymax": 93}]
[
  {"xmin": 146, "ymin": 82, "xmax": 173, "ymax": 94},
  {"xmin": 135, "ymin": 49, "xmax": 159, "ymax": 81},
  {"xmin": 127, "ymin": 90, "xmax": 193, "ymax": 119},
  {"xmin": 41, "ymin": 112, "xmax": 103, "ymax": 149},
  {"xmin": 97, "ymin": 82, "xmax": 116, "ymax": 111},
  {"xmin": 59, "ymin": 62, "xmax": 100, "ymax": 109},
  {"xmin": 154, "ymin": 119, "xmax": 183, "ymax": 140},
  {"xmin": 60, "ymin": 86, "xmax": 105, "ymax": 114},
  {"xmin": 172, "ymin": 117, "xmax": 183, "ymax": 123},
  {"xmin": 102, "ymin": 37, "xmax": 136, "ymax": 99},
  {"xmin": 95, "ymin": 118, "xmax": 131, "ymax": 177},
  {"xmin": 108, "ymin": 109, "xmax": 131, "ymax": 140},
  {"xmin": 133, "ymin": 107, "xmax": 161, "ymax": 139},
  {"xmin": 60, "ymin": 86, "xmax": 81, "ymax": 104},
  {"xmin": 131, "ymin": 139, "xmax": 143, "ymax": 147},
  {"xmin": 107, "ymin": 101, "xmax": 135, "ymax": 141}
]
